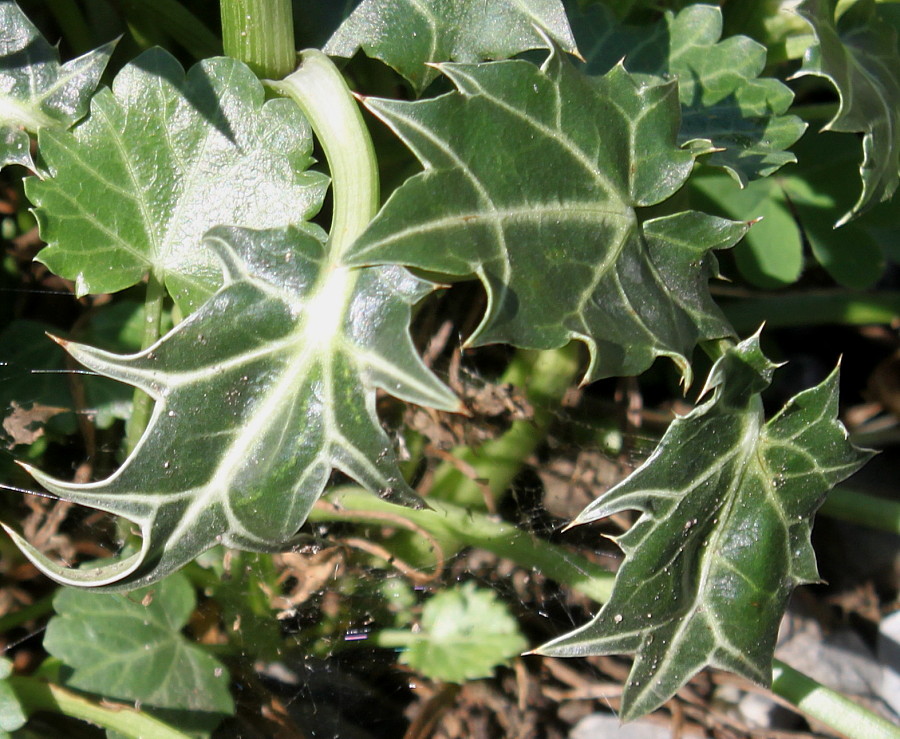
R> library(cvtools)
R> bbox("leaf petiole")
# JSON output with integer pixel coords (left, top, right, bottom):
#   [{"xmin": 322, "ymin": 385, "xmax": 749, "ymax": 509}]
[
  {"xmin": 268, "ymin": 49, "xmax": 380, "ymax": 257},
  {"xmin": 220, "ymin": 0, "xmax": 294, "ymax": 78},
  {"xmin": 124, "ymin": 270, "xmax": 166, "ymax": 455}
]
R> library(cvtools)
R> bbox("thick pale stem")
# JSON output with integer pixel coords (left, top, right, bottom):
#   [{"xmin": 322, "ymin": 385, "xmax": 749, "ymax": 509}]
[
  {"xmin": 268, "ymin": 50, "xmax": 380, "ymax": 260},
  {"xmin": 772, "ymin": 660, "xmax": 900, "ymax": 739},
  {"xmin": 220, "ymin": 0, "xmax": 295, "ymax": 79},
  {"xmin": 10, "ymin": 677, "xmax": 190, "ymax": 739},
  {"xmin": 124, "ymin": 271, "xmax": 166, "ymax": 455}
]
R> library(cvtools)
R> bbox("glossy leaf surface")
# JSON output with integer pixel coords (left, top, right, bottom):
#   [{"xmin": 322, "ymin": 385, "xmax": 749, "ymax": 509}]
[
  {"xmin": 44, "ymin": 571, "xmax": 234, "ymax": 725},
  {"xmin": 349, "ymin": 51, "xmax": 747, "ymax": 382},
  {"xmin": 795, "ymin": 0, "xmax": 900, "ymax": 224},
  {"xmin": 0, "ymin": 1, "xmax": 113, "ymax": 170},
  {"xmin": 325, "ymin": 0, "xmax": 577, "ymax": 93},
  {"xmin": 5, "ymin": 226, "xmax": 457, "ymax": 589},
  {"xmin": 537, "ymin": 336, "xmax": 873, "ymax": 720},
  {"xmin": 27, "ymin": 48, "xmax": 328, "ymax": 313},
  {"xmin": 573, "ymin": 3, "xmax": 805, "ymax": 184}
]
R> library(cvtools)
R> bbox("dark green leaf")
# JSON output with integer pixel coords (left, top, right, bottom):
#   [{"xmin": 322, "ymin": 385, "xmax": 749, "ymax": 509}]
[
  {"xmin": 44, "ymin": 570, "xmax": 233, "ymax": 728},
  {"xmin": 348, "ymin": 50, "xmax": 746, "ymax": 382},
  {"xmin": 26, "ymin": 48, "xmax": 329, "ymax": 314},
  {"xmin": 0, "ymin": 1, "xmax": 113, "ymax": 170},
  {"xmin": 536, "ymin": 335, "xmax": 873, "ymax": 721},
  {"xmin": 795, "ymin": 0, "xmax": 900, "ymax": 224},
  {"xmin": 324, "ymin": 0, "xmax": 577, "ymax": 93},
  {"xmin": 573, "ymin": 3, "xmax": 806, "ymax": 184},
  {"xmin": 5, "ymin": 226, "xmax": 457, "ymax": 589}
]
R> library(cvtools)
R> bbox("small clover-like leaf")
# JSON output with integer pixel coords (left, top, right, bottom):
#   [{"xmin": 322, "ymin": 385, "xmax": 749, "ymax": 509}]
[
  {"xmin": 348, "ymin": 50, "xmax": 747, "ymax": 383},
  {"xmin": 0, "ymin": 0, "xmax": 114, "ymax": 170},
  {"xmin": 27, "ymin": 48, "xmax": 329, "ymax": 314},
  {"xmin": 44, "ymin": 571, "xmax": 233, "ymax": 729},
  {"xmin": 383, "ymin": 582, "xmax": 527, "ymax": 683},
  {"xmin": 0, "ymin": 657, "xmax": 27, "ymax": 734},
  {"xmin": 4, "ymin": 226, "xmax": 457, "ymax": 590},
  {"xmin": 324, "ymin": 0, "xmax": 577, "ymax": 93},
  {"xmin": 536, "ymin": 335, "xmax": 873, "ymax": 721},
  {"xmin": 795, "ymin": 0, "xmax": 900, "ymax": 224},
  {"xmin": 574, "ymin": 3, "xmax": 806, "ymax": 184}
]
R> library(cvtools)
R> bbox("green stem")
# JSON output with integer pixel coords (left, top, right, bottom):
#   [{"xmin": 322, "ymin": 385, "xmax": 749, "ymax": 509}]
[
  {"xmin": 820, "ymin": 487, "xmax": 900, "ymax": 534},
  {"xmin": 138, "ymin": 0, "xmax": 222, "ymax": 60},
  {"xmin": 428, "ymin": 344, "xmax": 582, "ymax": 509},
  {"xmin": 124, "ymin": 271, "xmax": 166, "ymax": 455},
  {"xmin": 10, "ymin": 677, "xmax": 191, "ymax": 739},
  {"xmin": 45, "ymin": 0, "xmax": 92, "ymax": 55},
  {"xmin": 699, "ymin": 336, "xmax": 737, "ymax": 364},
  {"xmin": 0, "ymin": 592, "xmax": 55, "ymax": 634},
  {"xmin": 312, "ymin": 486, "xmax": 615, "ymax": 603},
  {"xmin": 771, "ymin": 660, "xmax": 900, "ymax": 739},
  {"xmin": 221, "ymin": 0, "xmax": 296, "ymax": 79},
  {"xmin": 719, "ymin": 290, "xmax": 900, "ymax": 333},
  {"xmin": 268, "ymin": 50, "xmax": 380, "ymax": 257}
]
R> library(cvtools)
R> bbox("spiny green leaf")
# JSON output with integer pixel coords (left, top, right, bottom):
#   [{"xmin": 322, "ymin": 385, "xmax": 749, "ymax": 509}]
[
  {"xmin": 348, "ymin": 50, "xmax": 747, "ymax": 383},
  {"xmin": 0, "ymin": 0, "xmax": 113, "ymax": 170},
  {"xmin": 324, "ymin": 0, "xmax": 577, "ymax": 93},
  {"xmin": 573, "ymin": 3, "xmax": 806, "ymax": 184},
  {"xmin": 26, "ymin": 47, "xmax": 329, "ymax": 314},
  {"xmin": 44, "ymin": 571, "xmax": 234, "ymax": 728},
  {"xmin": 385, "ymin": 582, "xmax": 527, "ymax": 683},
  {"xmin": 536, "ymin": 335, "xmax": 873, "ymax": 721},
  {"xmin": 689, "ymin": 173, "xmax": 804, "ymax": 289},
  {"xmin": 5, "ymin": 226, "xmax": 457, "ymax": 590},
  {"xmin": 795, "ymin": 0, "xmax": 900, "ymax": 224}
]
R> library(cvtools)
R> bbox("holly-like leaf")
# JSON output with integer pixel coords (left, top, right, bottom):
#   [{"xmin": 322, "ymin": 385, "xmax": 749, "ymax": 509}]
[
  {"xmin": 381, "ymin": 582, "xmax": 527, "ymax": 683},
  {"xmin": 3, "ymin": 226, "xmax": 457, "ymax": 590},
  {"xmin": 324, "ymin": 0, "xmax": 577, "ymax": 93},
  {"xmin": 794, "ymin": 0, "xmax": 900, "ymax": 224},
  {"xmin": 0, "ymin": 0, "xmax": 113, "ymax": 170},
  {"xmin": 44, "ymin": 571, "xmax": 234, "ymax": 729},
  {"xmin": 348, "ymin": 50, "xmax": 747, "ymax": 383},
  {"xmin": 573, "ymin": 3, "xmax": 806, "ymax": 184},
  {"xmin": 689, "ymin": 173, "xmax": 804, "ymax": 289},
  {"xmin": 536, "ymin": 335, "xmax": 873, "ymax": 721},
  {"xmin": 26, "ymin": 48, "xmax": 329, "ymax": 314}
]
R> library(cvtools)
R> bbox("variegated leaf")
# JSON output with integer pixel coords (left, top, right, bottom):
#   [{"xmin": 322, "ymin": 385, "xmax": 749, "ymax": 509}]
[
  {"xmin": 0, "ymin": 0, "xmax": 113, "ymax": 170},
  {"xmin": 536, "ymin": 335, "xmax": 873, "ymax": 720},
  {"xmin": 3, "ymin": 226, "xmax": 457, "ymax": 590},
  {"xmin": 348, "ymin": 49, "xmax": 747, "ymax": 383}
]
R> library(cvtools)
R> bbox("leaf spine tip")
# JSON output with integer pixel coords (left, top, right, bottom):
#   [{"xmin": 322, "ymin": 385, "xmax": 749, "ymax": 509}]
[{"xmin": 560, "ymin": 519, "xmax": 580, "ymax": 533}]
